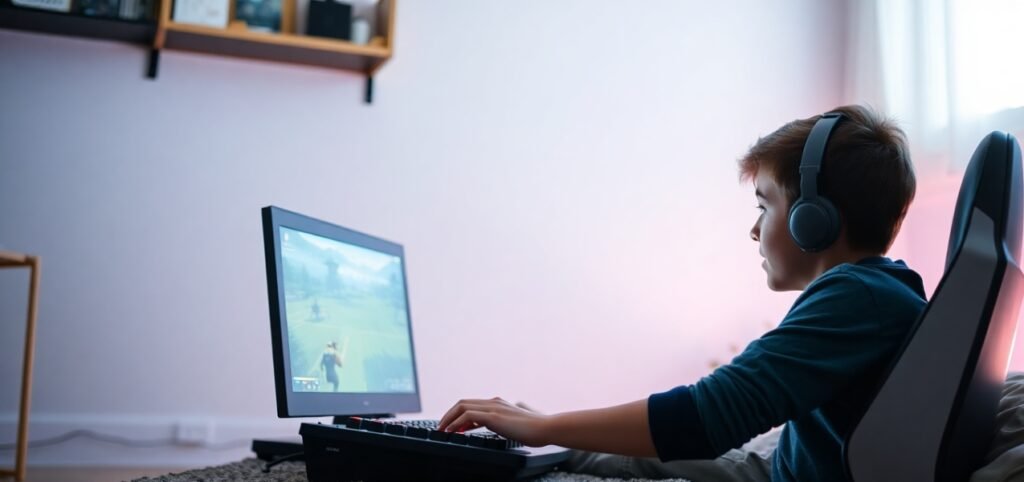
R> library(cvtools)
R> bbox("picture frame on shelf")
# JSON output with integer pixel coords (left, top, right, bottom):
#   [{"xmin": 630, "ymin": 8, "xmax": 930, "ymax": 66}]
[
  {"xmin": 234, "ymin": 0, "xmax": 282, "ymax": 32},
  {"xmin": 173, "ymin": 0, "xmax": 230, "ymax": 27}
]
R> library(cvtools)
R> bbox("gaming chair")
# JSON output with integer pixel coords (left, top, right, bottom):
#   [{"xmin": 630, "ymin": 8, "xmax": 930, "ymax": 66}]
[{"xmin": 843, "ymin": 131, "xmax": 1023, "ymax": 481}]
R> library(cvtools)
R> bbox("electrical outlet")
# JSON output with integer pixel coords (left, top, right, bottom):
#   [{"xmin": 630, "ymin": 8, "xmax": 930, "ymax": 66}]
[{"xmin": 175, "ymin": 419, "xmax": 212, "ymax": 446}]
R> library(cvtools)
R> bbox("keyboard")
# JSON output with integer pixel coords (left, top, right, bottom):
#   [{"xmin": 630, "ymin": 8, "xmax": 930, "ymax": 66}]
[
  {"xmin": 300, "ymin": 418, "xmax": 571, "ymax": 481},
  {"xmin": 345, "ymin": 417, "xmax": 525, "ymax": 450}
]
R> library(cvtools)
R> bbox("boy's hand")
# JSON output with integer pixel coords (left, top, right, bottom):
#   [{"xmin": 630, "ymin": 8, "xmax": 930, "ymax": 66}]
[
  {"xmin": 438, "ymin": 397, "xmax": 552, "ymax": 447},
  {"xmin": 514, "ymin": 401, "xmax": 541, "ymax": 413}
]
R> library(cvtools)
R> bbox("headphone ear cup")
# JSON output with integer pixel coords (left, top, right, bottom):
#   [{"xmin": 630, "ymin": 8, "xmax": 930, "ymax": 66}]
[{"xmin": 789, "ymin": 198, "xmax": 841, "ymax": 252}]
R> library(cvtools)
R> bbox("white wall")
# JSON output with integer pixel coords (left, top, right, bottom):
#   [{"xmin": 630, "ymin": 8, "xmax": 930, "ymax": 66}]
[{"xmin": 1, "ymin": 0, "xmax": 851, "ymax": 466}]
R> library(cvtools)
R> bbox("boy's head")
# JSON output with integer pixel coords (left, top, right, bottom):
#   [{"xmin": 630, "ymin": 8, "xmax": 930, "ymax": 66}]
[{"xmin": 739, "ymin": 105, "xmax": 916, "ymax": 291}]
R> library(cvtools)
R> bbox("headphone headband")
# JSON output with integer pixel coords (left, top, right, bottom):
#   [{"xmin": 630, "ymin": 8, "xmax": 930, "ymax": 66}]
[{"xmin": 798, "ymin": 112, "xmax": 844, "ymax": 201}]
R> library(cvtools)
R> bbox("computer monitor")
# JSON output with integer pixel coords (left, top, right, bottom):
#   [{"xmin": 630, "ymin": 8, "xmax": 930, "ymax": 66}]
[{"xmin": 262, "ymin": 206, "xmax": 422, "ymax": 418}]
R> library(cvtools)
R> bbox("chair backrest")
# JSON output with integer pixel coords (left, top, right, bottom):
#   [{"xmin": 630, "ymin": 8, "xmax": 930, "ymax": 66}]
[{"xmin": 843, "ymin": 131, "xmax": 1024, "ymax": 482}]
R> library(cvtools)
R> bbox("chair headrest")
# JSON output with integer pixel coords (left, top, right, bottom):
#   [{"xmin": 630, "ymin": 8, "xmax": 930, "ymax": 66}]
[{"xmin": 945, "ymin": 132, "xmax": 1023, "ymax": 271}]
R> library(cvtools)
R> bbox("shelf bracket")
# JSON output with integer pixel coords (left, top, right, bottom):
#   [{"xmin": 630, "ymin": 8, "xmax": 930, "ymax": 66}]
[
  {"xmin": 364, "ymin": 75, "xmax": 374, "ymax": 104},
  {"xmin": 147, "ymin": 49, "xmax": 161, "ymax": 79}
]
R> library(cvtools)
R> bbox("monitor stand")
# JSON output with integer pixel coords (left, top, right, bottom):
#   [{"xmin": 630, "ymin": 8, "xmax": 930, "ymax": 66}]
[{"xmin": 252, "ymin": 414, "xmax": 394, "ymax": 462}]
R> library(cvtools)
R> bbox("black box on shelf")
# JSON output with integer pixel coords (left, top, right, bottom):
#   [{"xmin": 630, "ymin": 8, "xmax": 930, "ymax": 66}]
[{"xmin": 306, "ymin": 0, "xmax": 350, "ymax": 40}]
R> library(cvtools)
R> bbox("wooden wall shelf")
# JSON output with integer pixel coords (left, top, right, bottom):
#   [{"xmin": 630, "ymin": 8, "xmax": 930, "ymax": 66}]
[
  {"xmin": 161, "ymin": 21, "xmax": 390, "ymax": 75},
  {"xmin": 0, "ymin": 0, "xmax": 396, "ymax": 103}
]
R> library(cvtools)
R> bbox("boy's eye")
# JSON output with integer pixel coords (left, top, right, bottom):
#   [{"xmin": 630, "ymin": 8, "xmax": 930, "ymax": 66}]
[{"xmin": 755, "ymin": 204, "xmax": 766, "ymax": 213}]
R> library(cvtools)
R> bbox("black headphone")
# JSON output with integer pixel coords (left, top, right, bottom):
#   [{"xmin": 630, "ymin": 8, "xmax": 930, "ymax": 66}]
[{"xmin": 788, "ymin": 112, "xmax": 845, "ymax": 252}]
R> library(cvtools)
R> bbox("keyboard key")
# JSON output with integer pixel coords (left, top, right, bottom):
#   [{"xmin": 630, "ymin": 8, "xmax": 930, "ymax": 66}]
[
  {"xmin": 345, "ymin": 417, "xmax": 362, "ymax": 429},
  {"xmin": 484, "ymin": 436, "xmax": 509, "ymax": 450},
  {"xmin": 384, "ymin": 424, "xmax": 407, "ymax": 436},
  {"xmin": 362, "ymin": 420, "xmax": 385, "ymax": 432},
  {"xmin": 449, "ymin": 432, "xmax": 468, "ymax": 445},
  {"xmin": 467, "ymin": 435, "xmax": 488, "ymax": 448},
  {"xmin": 406, "ymin": 426, "xmax": 429, "ymax": 438},
  {"xmin": 427, "ymin": 430, "xmax": 450, "ymax": 442}
]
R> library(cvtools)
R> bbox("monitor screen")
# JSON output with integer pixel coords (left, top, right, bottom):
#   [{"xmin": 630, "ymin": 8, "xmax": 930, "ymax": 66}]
[{"xmin": 263, "ymin": 206, "xmax": 421, "ymax": 417}]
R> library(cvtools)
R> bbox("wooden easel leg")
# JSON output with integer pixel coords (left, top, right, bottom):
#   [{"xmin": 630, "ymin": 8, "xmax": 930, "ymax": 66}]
[{"xmin": 15, "ymin": 257, "xmax": 40, "ymax": 482}]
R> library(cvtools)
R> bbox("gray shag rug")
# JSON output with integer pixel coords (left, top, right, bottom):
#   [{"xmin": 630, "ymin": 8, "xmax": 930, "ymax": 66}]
[{"xmin": 131, "ymin": 458, "xmax": 684, "ymax": 482}]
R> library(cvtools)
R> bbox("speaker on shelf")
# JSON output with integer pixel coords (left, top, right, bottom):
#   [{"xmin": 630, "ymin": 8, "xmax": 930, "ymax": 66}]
[{"xmin": 306, "ymin": 0, "xmax": 351, "ymax": 40}]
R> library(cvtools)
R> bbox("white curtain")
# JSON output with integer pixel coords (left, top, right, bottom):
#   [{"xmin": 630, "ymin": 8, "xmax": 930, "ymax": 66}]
[{"xmin": 845, "ymin": 0, "xmax": 1024, "ymax": 174}]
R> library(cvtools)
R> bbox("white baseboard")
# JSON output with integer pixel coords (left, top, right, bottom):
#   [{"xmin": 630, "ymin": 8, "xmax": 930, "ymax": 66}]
[{"xmin": 0, "ymin": 413, "xmax": 330, "ymax": 467}]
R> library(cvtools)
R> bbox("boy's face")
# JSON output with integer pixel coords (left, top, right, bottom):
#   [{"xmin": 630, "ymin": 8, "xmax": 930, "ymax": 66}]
[{"xmin": 750, "ymin": 171, "xmax": 817, "ymax": 291}]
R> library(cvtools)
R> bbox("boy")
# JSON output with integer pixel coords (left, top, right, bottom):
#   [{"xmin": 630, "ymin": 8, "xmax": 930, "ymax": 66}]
[{"xmin": 438, "ymin": 105, "xmax": 926, "ymax": 482}]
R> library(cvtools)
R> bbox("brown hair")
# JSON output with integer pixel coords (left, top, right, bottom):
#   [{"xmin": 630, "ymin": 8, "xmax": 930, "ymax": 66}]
[{"xmin": 738, "ymin": 105, "xmax": 916, "ymax": 253}]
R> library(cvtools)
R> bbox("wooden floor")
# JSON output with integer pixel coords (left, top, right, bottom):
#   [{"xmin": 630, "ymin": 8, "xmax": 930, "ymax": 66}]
[{"xmin": 13, "ymin": 466, "xmax": 187, "ymax": 482}]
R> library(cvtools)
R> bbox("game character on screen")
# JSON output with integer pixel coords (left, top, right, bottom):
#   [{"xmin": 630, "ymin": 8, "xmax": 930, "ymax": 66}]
[
  {"xmin": 311, "ymin": 298, "xmax": 323, "ymax": 321},
  {"xmin": 320, "ymin": 341, "xmax": 343, "ymax": 392}
]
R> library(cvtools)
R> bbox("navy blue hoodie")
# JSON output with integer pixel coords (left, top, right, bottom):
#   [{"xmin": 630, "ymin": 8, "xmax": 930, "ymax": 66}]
[{"xmin": 647, "ymin": 256, "xmax": 927, "ymax": 481}]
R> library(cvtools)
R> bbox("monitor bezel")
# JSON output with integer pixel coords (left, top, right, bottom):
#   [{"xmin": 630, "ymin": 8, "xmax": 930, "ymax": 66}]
[{"xmin": 262, "ymin": 205, "xmax": 423, "ymax": 418}]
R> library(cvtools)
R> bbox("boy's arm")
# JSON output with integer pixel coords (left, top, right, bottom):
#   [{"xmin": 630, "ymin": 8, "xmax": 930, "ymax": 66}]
[
  {"xmin": 437, "ymin": 397, "xmax": 660, "ymax": 457},
  {"xmin": 544, "ymin": 399, "xmax": 658, "ymax": 457}
]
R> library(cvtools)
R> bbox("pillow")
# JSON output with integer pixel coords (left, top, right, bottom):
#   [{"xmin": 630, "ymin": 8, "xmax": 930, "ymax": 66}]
[{"xmin": 970, "ymin": 372, "xmax": 1024, "ymax": 482}]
